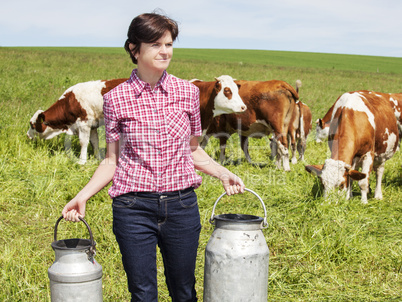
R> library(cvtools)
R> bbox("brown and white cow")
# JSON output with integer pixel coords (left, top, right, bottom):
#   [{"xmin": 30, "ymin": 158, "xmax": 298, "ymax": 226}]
[
  {"xmin": 199, "ymin": 80, "xmax": 299, "ymax": 171},
  {"xmin": 27, "ymin": 78, "xmax": 127, "ymax": 164},
  {"xmin": 28, "ymin": 75, "xmax": 246, "ymax": 164},
  {"xmin": 272, "ymin": 100, "xmax": 312, "ymax": 164},
  {"xmin": 315, "ymin": 91, "xmax": 402, "ymax": 143},
  {"xmin": 270, "ymin": 81, "xmax": 312, "ymax": 164},
  {"xmin": 305, "ymin": 91, "xmax": 399, "ymax": 203}
]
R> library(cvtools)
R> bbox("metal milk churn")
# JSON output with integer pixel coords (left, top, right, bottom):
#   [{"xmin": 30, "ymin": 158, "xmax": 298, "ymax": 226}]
[
  {"xmin": 48, "ymin": 216, "xmax": 103, "ymax": 302},
  {"xmin": 203, "ymin": 188, "xmax": 269, "ymax": 302}
]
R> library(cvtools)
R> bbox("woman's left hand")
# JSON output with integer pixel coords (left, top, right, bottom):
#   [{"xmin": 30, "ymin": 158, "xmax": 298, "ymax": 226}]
[{"xmin": 220, "ymin": 172, "xmax": 245, "ymax": 195}]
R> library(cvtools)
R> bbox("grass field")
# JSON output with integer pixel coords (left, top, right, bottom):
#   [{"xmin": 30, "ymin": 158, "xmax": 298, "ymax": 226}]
[{"xmin": 0, "ymin": 47, "xmax": 401, "ymax": 301}]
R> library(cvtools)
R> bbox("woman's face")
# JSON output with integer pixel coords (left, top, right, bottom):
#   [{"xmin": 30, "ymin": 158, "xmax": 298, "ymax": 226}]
[{"xmin": 136, "ymin": 31, "xmax": 173, "ymax": 75}]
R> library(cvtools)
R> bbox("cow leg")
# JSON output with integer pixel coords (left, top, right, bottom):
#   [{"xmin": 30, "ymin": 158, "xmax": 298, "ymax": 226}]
[
  {"xmin": 346, "ymin": 176, "xmax": 353, "ymax": 200},
  {"xmin": 269, "ymin": 137, "xmax": 280, "ymax": 169},
  {"xmin": 357, "ymin": 153, "xmax": 373, "ymax": 204},
  {"xmin": 77, "ymin": 127, "xmax": 91, "ymax": 165},
  {"xmin": 373, "ymin": 162, "xmax": 385, "ymax": 200},
  {"xmin": 348, "ymin": 159, "xmax": 359, "ymax": 199},
  {"xmin": 358, "ymin": 177, "xmax": 369, "ymax": 204},
  {"xmin": 288, "ymin": 133, "xmax": 297, "ymax": 164},
  {"xmin": 218, "ymin": 135, "xmax": 229, "ymax": 163},
  {"xmin": 278, "ymin": 142, "xmax": 290, "ymax": 171},
  {"xmin": 276, "ymin": 134, "xmax": 291, "ymax": 171},
  {"xmin": 271, "ymin": 136, "xmax": 290, "ymax": 171},
  {"xmin": 297, "ymin": 137, "xmax": 306, "ymax": 161},
  {"xmin": 90, "ymin": 128, "xmax": 100, "ymax": 160},
  {"xmin": 275, "ymin": 153, "xmax": 282, "ymax": 170},
  {"xmin": 269, "ymin": 137, "xmax": 277, "ymax": 160},
  {"xmin": 240, "ymin": 135, "xmax": 252, "ymax": 164}
]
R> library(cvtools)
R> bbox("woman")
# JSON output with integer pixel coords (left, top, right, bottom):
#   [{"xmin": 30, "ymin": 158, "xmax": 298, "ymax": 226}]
[{"xmin": 62, "ymin": 12, "xmax": 245, "ymax": 301}]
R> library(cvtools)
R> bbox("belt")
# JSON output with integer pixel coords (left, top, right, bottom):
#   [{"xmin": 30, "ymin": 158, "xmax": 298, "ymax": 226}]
[{"xmin": 129, "ymin": 187, "xmax": 194, "ymax": 200}]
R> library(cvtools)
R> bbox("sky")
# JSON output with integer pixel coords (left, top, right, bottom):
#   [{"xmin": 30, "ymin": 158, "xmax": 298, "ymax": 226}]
[{"xmin": 1, "ymin": 0, "xmax": 401, "ymax": 57}]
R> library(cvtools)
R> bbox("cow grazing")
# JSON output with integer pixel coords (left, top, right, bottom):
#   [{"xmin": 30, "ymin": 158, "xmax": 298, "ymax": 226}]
[
  {"xmin": 27, "ymin": 78, "xmax": 127, "ymax": 164},
  {"xmin": 199, "ymin": 80, "xmax": 299, "ymax": 171},
  {"xmin": 305, "ymin": 91, "xmax": 399, "ymax": 203},
  {"xmin": 316, "ymin": 91, "xmax": 402, "ymax": 143}
]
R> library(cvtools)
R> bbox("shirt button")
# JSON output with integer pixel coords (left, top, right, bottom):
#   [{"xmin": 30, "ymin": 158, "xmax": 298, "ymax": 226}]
[{"xmin": 154, "ymin": 109, "xmax": 157, "ymax": 113}]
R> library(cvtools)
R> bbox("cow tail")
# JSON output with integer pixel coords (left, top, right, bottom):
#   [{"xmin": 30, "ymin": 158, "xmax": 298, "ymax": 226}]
[{"xmin": 295, "ymin": 80, "xmax": 302, "ymax": 94}]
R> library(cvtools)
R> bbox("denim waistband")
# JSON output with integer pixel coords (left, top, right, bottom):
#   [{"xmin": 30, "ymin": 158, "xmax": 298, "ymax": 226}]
[{"xmin": 121, "ymin": 187, "xmax": 194, "ymax": 200}]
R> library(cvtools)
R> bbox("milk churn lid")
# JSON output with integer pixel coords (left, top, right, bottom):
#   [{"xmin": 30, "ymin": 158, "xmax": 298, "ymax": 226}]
[{"xmin": 210, "ymin": 188, "xmax": 268, "ymax": 228}]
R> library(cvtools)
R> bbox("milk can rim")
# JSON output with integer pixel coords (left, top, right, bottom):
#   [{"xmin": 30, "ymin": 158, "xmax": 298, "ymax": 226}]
[
  {"xmin": 51, "ymin": 238, "xmax": 94, "ymax": 251},
  {"xmin": 213, "ymin": 213, "xmax": 263, "ymax": 223}
]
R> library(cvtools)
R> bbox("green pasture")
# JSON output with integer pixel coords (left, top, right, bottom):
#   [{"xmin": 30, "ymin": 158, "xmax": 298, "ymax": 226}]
[{"xmin": 0, "ymin": 47, "xmax": 401, "ymax": 301}]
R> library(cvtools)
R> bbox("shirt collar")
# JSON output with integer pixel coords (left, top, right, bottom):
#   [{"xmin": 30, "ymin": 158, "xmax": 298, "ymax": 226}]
[{"xmin": 129, "ymin": 69, "xmax": 171, "ymax": 95}]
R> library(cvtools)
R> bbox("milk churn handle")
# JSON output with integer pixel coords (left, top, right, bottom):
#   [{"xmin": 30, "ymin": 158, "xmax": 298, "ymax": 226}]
[
  {"xmin": 54, "ymin": 216, "xmax": 96, "ymax": 251},
  {"xmin": 210, "ymin": 188, "xmax": 268, "ymax": 228}
]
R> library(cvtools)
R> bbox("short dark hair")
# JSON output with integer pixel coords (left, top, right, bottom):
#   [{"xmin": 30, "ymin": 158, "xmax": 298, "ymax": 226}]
[{"xmin": 124, "ymin": 12, "xmax": 179, "ymax": 65}]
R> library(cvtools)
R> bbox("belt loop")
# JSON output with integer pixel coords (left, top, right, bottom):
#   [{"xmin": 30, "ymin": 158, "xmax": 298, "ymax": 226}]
[
  {"xmin": 159, "ymin": 193, "xmax": 168, "ymax": 200},
  {"xmin": 178, "ymin": 189, "xmax": 182, "ymax": 199}
]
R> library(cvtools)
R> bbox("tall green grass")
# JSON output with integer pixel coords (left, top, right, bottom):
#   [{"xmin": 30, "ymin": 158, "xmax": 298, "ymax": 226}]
[{"xmin": 0, "ymin": 47, "xmax": 401, "ymax": 301}]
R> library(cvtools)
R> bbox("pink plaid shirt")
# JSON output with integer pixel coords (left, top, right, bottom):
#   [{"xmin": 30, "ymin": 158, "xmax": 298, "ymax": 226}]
[{"xmin": 103, "ymin": 69, "xmax": 203, "ymax": 198}]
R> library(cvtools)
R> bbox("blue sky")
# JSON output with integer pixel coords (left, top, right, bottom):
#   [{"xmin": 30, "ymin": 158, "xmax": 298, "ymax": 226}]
[{"xmin": 1, "ymin": 0, "xmax": 401, "ymax": 57}]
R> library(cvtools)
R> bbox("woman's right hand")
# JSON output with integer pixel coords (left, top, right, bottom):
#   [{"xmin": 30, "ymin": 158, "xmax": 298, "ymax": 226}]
[{"xmin": 62, "ymin": 198, "xmax": 86, "ymax": 222}]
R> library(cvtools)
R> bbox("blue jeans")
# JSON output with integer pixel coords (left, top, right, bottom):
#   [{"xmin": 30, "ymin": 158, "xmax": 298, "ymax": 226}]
[{"xmin": 112, "ymin": 187, "xmax": 201, "ymax": 302}]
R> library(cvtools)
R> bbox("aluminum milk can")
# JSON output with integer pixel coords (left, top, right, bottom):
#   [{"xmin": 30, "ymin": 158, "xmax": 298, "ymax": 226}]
[
  {"xmin": 48, "ymin": 216, "xmax": 103, "ymax": 302},
  {"xmin": 203, "ymin": 188, "xmax": 269, "ymax": 302}
]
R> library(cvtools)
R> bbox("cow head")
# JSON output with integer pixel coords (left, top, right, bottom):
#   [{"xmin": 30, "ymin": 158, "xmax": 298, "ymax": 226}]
[
  {"xmin": 315, "ymin": 118, "xmax": 329, "ymax": 143},
  {"xmin": 212, "ymin": 75, "xmax": 247, "ymax": 117},
  {"xmin": 305, "ymin": 159, "xmax": 365, "ymax": 199},
  {"xmin": 27, "ymin": 109, "xmax": 73, "ymax": 140}
]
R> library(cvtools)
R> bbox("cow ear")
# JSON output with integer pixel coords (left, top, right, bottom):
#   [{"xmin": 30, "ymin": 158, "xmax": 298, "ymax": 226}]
[
  {"xmin": 347, "ymin": 169, "xmax": 366, "ymax": 181},
  {"xmin": 305, "ymin": 164, "xmax": 323, "ymax": 177},
  {"xmin": 214, "ymin": 80, "xmax": 221, "ymax": 92},
  {"xmin": 38, "ymin": 113, "xmax": 45, "ymax": 124},
  {"xmin": 236, "ymin": 83, "xmax": 241, "ymax": 90}
]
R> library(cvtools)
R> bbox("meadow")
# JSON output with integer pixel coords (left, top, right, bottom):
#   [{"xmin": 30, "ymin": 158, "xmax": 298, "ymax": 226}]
[{"xmin": 0, "ymin": 47, "xmax": 401, "ymax": 301}]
